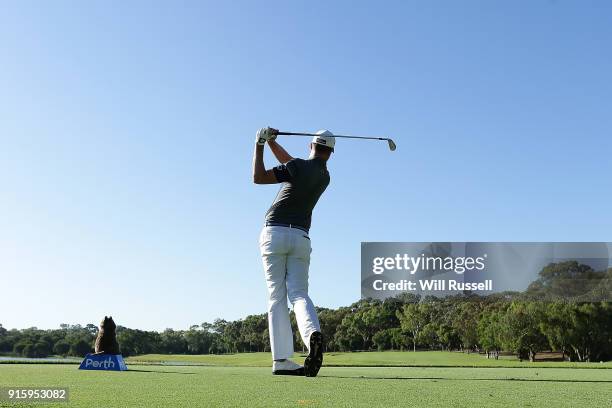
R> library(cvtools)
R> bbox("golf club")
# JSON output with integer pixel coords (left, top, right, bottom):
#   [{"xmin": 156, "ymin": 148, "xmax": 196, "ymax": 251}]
[{"xmin": 277, "ymin": 131, "xmax": 397, "ymax": 151}]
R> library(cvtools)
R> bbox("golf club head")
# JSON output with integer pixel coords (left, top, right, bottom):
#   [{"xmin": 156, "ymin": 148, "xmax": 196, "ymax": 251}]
[{"xmin": 387, "ymin": 139, "xmax": 397, "ymax": 151}]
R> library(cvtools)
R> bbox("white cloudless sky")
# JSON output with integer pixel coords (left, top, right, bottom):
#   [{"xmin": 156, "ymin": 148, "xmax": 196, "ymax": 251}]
[{"xmin": 1, "ymin": 1, "xmax": 611, "ymax": 330}]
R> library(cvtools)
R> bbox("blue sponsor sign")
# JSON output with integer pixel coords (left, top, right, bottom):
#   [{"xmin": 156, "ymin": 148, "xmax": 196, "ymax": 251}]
[{"xmin": 79, "ymin": 354, "xmax": 128, "ymax": 371}]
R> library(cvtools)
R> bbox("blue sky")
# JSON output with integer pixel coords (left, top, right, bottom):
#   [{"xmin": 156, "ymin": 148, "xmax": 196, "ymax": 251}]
[{"xmin": 1, "ymin": 1, "xmax": 611, "ymax": 330}]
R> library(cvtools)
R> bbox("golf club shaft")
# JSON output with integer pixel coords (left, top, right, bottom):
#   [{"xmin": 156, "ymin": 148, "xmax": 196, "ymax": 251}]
[{"xmin": 277, "ymin": 131, "xmax": 388, "ymax": 141}]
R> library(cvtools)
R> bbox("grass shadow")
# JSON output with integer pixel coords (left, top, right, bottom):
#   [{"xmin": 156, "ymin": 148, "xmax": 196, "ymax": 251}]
[
  {"xmin": 319, "ymin": 375, "xmax": 611, "ymax": 384},
  {"xmin": 127, "ymin": 369, "xmax": 196, "ymax": 375}
]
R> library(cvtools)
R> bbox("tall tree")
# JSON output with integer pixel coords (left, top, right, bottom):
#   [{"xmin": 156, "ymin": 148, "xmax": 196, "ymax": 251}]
[{"xmin": 398, "ymin": 303, "xmax": 429, "ymax": 352}]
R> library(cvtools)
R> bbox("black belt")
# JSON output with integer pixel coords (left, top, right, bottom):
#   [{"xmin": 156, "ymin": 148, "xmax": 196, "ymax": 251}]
[{"xmin": 265, "ymin": 222, "xmax": 309, "ymax": 234}]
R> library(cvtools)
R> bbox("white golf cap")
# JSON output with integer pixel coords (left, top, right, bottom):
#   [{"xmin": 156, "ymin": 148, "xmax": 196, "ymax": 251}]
[{"xmin": 312, "ymin": 129, "xmax": 335, "ymax": 150}]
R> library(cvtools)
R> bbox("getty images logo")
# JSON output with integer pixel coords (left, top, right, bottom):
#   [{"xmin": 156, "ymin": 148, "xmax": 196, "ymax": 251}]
[
  {"xmin": 372, "ymin": 253, "xmax": 488, "ymax": 275},
  {"xmin": 85, "ymin": 356, "xmax": 115, "ymax": 369}
]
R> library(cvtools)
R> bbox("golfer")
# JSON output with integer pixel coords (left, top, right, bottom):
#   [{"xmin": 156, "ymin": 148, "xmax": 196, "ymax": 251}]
[{"xmin": 252, "ymin": 127, "xmax": 333, "ymax": 377}]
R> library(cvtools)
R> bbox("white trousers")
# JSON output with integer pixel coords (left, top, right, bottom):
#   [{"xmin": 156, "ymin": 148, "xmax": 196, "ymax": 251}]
[{"xmin": 259, "ymin": 226, "xmax": 321, "ymax": 360}]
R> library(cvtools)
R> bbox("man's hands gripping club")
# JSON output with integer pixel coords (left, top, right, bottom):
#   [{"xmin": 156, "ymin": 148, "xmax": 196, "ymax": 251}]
[{"xmin": 255, "ymin": 127, "xmax": 278, "ymax": 145}]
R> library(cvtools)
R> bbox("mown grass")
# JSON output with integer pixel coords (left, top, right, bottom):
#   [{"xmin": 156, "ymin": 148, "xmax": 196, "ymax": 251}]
[
  {"xmin": 126, "ymin": 351, "xmax": 612, "ymax": 369},
  {"xmin": 0, "ymin": 363, "xmax": 610, "ymax": 407}
]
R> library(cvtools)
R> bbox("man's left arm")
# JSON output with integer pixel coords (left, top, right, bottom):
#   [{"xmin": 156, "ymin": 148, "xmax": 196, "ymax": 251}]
[{"xmin": 253, "ymin": 128, "xmax": 279, "ymax": 184}]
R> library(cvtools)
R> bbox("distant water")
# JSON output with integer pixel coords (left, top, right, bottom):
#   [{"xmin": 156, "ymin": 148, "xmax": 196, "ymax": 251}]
[{"xmin": 0, "ymin": 356, "xmax": 81, "ymax": 363}]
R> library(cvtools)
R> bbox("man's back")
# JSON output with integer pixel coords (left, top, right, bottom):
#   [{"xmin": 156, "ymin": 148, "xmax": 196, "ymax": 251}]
[{"xmin": 265, "ymin": 157, "xmax": 330, "ymax": 231}]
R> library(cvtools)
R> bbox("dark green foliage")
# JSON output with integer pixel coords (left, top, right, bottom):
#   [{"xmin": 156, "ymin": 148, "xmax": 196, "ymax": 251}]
[
  {"xmin": 70, "ymin": 339, "xmax": 92, "ymax": 357},
  {"xmin": 526, "ymin": 261, "xmax": 607, "ymax": 300},
  {"xmin": 53, "ymin": 340, "xmax": 70, "ymax": 356}
]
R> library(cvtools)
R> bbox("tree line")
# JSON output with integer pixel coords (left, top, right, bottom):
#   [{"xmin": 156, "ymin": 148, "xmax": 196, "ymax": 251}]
[{"xmin": 1, "ymin": 261, "xmax": 610, "ymax": 362}]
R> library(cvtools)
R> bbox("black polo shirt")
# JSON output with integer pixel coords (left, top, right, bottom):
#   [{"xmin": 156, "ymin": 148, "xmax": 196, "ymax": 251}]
[{"xmin": 264, "ymin": 158, "xmax": 330, "ymax": 231}]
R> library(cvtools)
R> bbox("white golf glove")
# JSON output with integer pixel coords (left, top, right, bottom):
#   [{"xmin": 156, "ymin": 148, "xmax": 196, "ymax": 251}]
[{"xmin": 255, "ymin": 127, "xmax": 278, "ymax": 145}]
